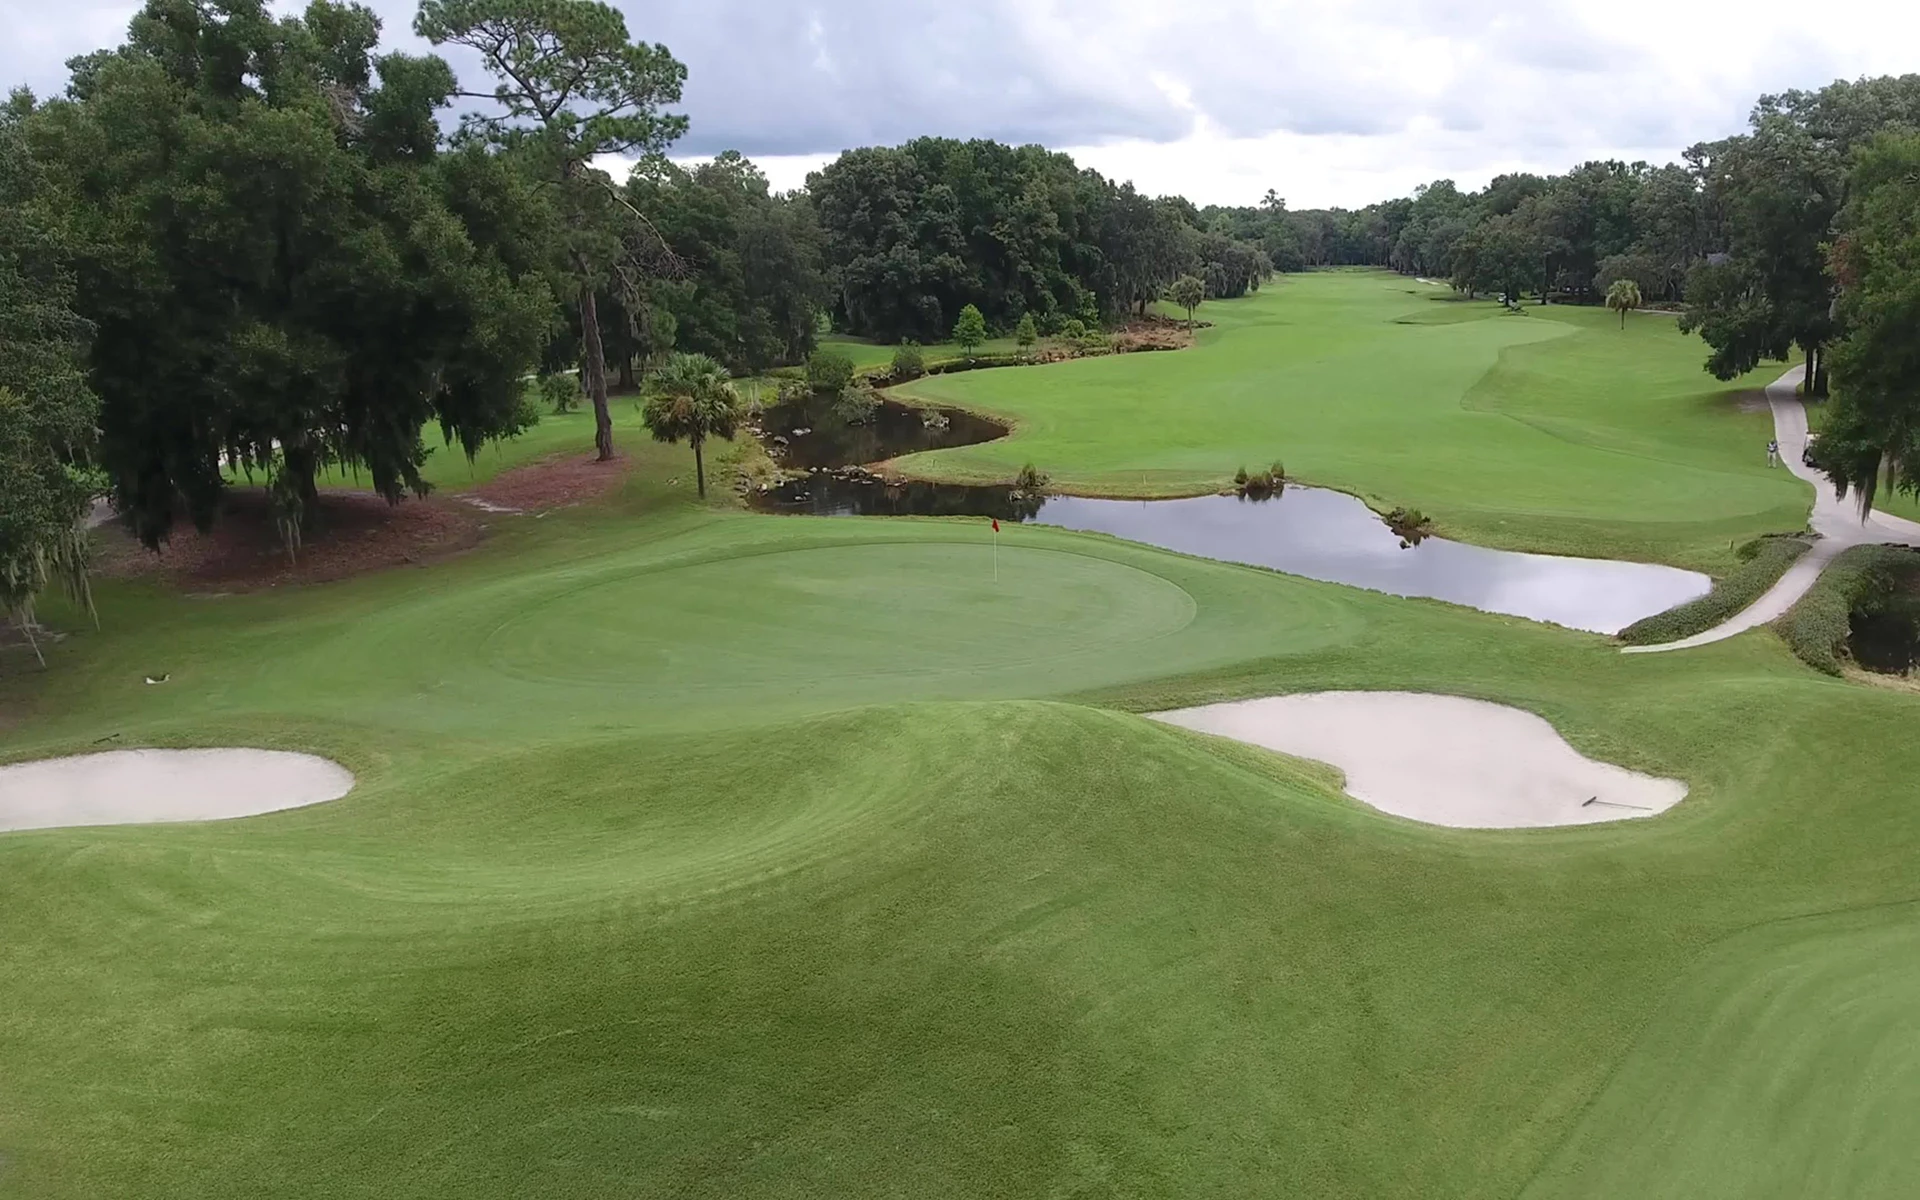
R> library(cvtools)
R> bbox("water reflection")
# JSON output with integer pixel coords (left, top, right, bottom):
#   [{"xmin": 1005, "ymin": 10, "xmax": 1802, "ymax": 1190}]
[
  {"xmin": 755, "ymin": 392, "xmax": 1007, "ymax": 471},
  {"xmin": 751, "ymin": 473, "xmax": 1709, "ymax": 634}
]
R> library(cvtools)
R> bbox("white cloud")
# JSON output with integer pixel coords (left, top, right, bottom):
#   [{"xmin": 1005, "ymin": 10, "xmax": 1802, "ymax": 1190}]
[{"xmin": 8, "ymin": 0, "xmax": 1920, "ymax": 208}]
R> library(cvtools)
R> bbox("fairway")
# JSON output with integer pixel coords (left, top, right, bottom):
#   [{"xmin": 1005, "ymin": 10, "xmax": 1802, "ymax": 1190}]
[{"xmin": 897, "ymin": 272, "xmax": 1808, "ymax": 568}]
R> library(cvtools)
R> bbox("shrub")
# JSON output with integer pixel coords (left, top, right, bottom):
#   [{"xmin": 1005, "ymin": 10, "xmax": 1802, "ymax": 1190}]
[
  {"xmin": 924, "ymin": 352, "xmax": 1029, "ymax": 376},
  {"xmin": 1382, "ymin": 506, "xmax": 1433, "ymax": 548},
  {"xmin": 1777, "ymin": 544, "xmax": 1916, "ymax": 675},
  {"xmin": 538, "ymin": 371, "xmax": 582, "ymax": 414},
  {"xmin": 512, "ymin": 390, "xmax": 543, "ymax": 432},
  {"xmin": 1059, "ymin": 317, "xmax": 1087, "ymax": 340},
  {"xmin": 830, "ymin": 387, "xmax": 879, "ymax": 425},
  {"xmin": 806, "ymin": 348, "xmax": 855, "ymax": 395},
  {"xmin": 1619, "ymin": 536, "xmax": 1811, "ymax": 645},
  {"xmin": 1237, "ymin": 462, "xmax": 1285, "ymax": 497},
  {"xmin": 1012, "ymin": 463, "xmax": 1049, "ymax": 494},
  {"xmin": 890, "ymin": 341, "xmax": 925, "ymax": 380}
]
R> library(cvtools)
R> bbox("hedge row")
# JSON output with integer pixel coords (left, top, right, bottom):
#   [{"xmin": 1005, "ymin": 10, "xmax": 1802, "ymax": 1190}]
[
  {"xmin": 1776, "ymin": 543, "xmax": 1919, "ymax": 675},
  {"xmin": 1617, "ymin": 536, "xmax": 1811, "ymax": 645}
]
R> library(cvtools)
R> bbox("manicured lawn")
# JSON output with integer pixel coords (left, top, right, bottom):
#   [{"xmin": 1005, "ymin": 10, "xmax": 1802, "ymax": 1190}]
[
  {"xmin": 5, "ymin": 273, "xmax": 1918, "ymax": 1198},
  {"xmin": 896, "ymin": 271, "xmax": 1810, "ymax": 570}
]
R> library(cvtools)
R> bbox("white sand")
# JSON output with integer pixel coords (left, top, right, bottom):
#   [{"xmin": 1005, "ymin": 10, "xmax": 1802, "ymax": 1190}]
[
  {"xmin": 0, "ymin": 748, "xmax": 354, "ymax": 834},
  {"xmin": 1150, "ymin": 692, "xmax": 1685, "ymax": 829}
]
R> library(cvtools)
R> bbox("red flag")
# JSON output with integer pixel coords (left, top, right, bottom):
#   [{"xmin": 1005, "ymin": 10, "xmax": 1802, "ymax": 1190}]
[{"xmin": 991, "ymin": 519, "xmax": 1000, "ymax": 532}]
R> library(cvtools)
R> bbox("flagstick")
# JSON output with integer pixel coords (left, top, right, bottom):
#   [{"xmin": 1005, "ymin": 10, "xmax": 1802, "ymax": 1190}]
[{"xmin": 993, "ymin": 527, "xmax": 998, "ymax": 583}]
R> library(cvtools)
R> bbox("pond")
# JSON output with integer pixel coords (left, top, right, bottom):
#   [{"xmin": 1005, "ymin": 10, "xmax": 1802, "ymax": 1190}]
[
  {"xmin": 753, "ymin": 391, "xmax": 1007, "ymax": 472},
  {"xmin": 748, "ymin": 471, "xmax": 1710, "ymax": 635},
  {"xmin": 1849, "ymin": 590, "xmax": 1920, "ymax": 675}
]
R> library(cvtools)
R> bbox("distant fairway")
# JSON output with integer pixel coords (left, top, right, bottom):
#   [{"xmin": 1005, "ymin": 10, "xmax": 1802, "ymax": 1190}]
[
  {"xmin": 898, "ymin": 271, "xmax": 1809, "ymax": 569},
  {"xmin": 6, "ymin": 273, "xmax": 1920, "ymax": 1198}
]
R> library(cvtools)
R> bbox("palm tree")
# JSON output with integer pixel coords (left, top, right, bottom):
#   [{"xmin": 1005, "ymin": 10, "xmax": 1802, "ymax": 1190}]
[
  {"xmin": 1166, "ymin": 275, "xmax": 1206, "ymax": 328},
  {"xmin": 641, "ymin": 353, "xmax": 740, "ymax": 498},
  {"xmin": 1605, "ymin": 278, "xmax": 1642, "ymax": 329}
]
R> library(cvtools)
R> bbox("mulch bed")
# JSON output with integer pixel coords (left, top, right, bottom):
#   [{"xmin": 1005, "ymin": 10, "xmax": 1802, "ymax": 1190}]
[
  {"xmin": 92, "ymin": 490, "xmax": 483, "ymax": 592},
  {"xmin": 469, "ymin": 451, "xmax": 632, "ymax": 511},
  {"xmin": 91, "ymin": 450, "xmax": 637, "ymax": 593}
]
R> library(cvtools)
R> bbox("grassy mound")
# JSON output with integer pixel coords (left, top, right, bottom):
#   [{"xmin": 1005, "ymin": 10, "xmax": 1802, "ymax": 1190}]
[
  {"xmin": 1618, "ymin": 536, "xmax": 1810, "ymax": 645},
  {"xmin": 1776, "ymin": 543, "xmax": 1920, "ymax": 674}
]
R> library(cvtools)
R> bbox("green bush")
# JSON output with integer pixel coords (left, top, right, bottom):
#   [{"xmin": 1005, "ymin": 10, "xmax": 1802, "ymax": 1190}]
[
  {"xmin": 1777, "ymin": 544, "xmax": 1917, "ymax": 675},
  {"xmin": 1619, "ymin": 536, "xmax": 1812, "ymax": 645},
  {"xmin": 890, "ymin": 341, "xmax": 925, "ymax": 380},
  {"xmin": 1012, "ymin": 463, "xmax": 1049, "ymax": 494},
  {"xmin": 924, "ymin": 352, "xmax": 1030, "ymax": 376},
  {"xmin": 537, "ymin": 371, "xmax": 582, "ymax": 414},
  {"xmin": 1381, "ymin": 506, "xmax": 1433, "ymax": 548},
  {"xmin": 512, "ymin": 390, "xmax": 543, "ymax": 432},
  {"xmin": 805, "ymin": 348, "xmax": 855, "ymax": 395}
]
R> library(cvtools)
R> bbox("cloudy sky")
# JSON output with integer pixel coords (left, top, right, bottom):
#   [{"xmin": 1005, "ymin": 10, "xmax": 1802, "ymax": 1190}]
[{"xmin": 8, "ymin": 0, "xmax": 1919, "ymax": 207}]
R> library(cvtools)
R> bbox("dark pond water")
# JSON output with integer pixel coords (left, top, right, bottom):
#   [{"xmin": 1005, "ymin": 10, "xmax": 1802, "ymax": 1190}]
[
  {"xmin": 748, "ymin": 472, "xmax": 1710, "ymax": 635},
  {"xmin": 755, "ymin": 392, "xmax": 1007, "ymax": 471},
  {"xmin": 1849, "ymin": 605, "xmax": 1919, "ymax": 674}
]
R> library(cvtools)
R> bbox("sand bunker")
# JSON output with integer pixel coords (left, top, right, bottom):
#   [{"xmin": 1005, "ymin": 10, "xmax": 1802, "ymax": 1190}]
[
  {"xmin": 1150, "ymin": 692, "xmax": 1685, "ymax": 829},
  {"xmin": 0, "ymin": 748, "xmax": 354, "ymax": 834}
]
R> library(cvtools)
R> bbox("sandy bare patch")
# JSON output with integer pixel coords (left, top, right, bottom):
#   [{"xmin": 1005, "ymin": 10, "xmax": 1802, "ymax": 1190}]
[
  {"xmin": 1151, "ymin": 692, "xmax": 1686, "ymax": 829},
  {"xmin": 0, "ymin": 748, "xmax": 354, "ymax": 833}
]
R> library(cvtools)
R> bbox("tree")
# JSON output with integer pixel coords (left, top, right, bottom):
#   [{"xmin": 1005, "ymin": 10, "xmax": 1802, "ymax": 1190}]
[
  {"xmin": 805, "ymin": 348, "xmax": 854, "ymax": 395},
  {"xmin": 417, "ymin": 0, "xmax": 688, "ymax": 461},
  {"xmin": 889, "ymin": 341, "xmax": 925, "ymax": 380},
  {"xmin": 32, "ymin": 0, "xmax": 551, "ymax": 548},
  {"xmin": 1014, "ymin": 312, "xmax": 1037, "ymax": 353},
  {"xmin": 1819, "ymin": 131, "xmax": 1920, "ymax": 514},
  {"xmin": 952, "ymin": 303, "xmax": 987, "ymax": 356},
  {"xmin": 625, "ymin": 153, "xmax": 826, "ymax": 373},
  {"xmin": 0, "ymin": 106, "xmax": 96, "ymax": 658},
  {"xmin": 1605, "ymin": 278, "xmax": 1642, "ymax": 328},
  {"xmin": 1167, "ymin": 275, "xmax": 1205, "ymax": 327},
  {"xmin": 1680, "ymin": 121, "xmax": 1838, "ymax": 387},
  {"xmin": 641, "ymin": 352, "xmax": 739, "ymax": 497}
]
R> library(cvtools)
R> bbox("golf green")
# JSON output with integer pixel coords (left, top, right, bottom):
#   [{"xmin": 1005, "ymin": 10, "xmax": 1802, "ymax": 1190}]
[{"xmin": 4, "ymin": 272, "xmax": 1916, "ymax": 1199}]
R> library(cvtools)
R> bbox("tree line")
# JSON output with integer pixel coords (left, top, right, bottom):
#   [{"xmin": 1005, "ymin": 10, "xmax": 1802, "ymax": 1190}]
[{"xmin": 3, "ymin": 0, "xmax": 1918, "ymax": 638}]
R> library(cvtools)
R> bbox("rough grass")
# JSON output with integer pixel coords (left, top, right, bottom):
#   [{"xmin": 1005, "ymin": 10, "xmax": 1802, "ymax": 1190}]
[
  {"xmin": 1618, "ymin": 535, "xmax": 1811, "ymax": 645},
  {"xmin": 1776, "ymin": 543, "xmax": 1920, "ymax": 674},
  {"xmin": 893, "ymin": 271, "xmax": 1807, "ymax": 570}
]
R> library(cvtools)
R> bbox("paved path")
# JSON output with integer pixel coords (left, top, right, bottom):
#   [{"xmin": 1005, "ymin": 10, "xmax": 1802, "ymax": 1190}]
[{"xmin": 1624, "ymin": 367, "xmax": 1920, "ymax": 654}]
